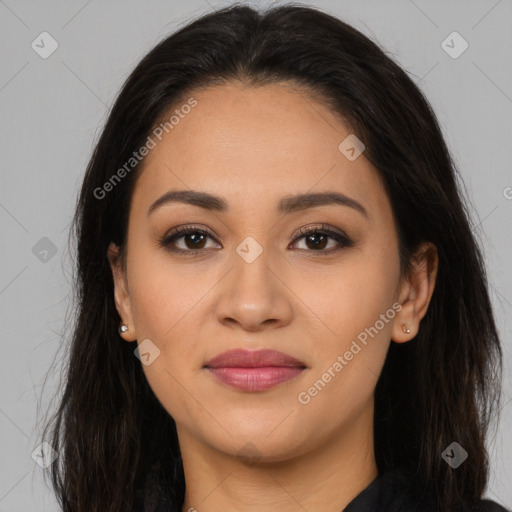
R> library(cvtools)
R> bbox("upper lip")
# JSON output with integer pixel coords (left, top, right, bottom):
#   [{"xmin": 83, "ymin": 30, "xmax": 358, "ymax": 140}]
[{"xmin": 204, "ymin": 349, "xmax": 306, "ymax": 369}]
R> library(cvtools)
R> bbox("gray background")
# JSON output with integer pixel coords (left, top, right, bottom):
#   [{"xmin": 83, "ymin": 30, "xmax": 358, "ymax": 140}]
[{"xmin": 0, "ymin": 0, "xmax": 511, "ymax": 510}]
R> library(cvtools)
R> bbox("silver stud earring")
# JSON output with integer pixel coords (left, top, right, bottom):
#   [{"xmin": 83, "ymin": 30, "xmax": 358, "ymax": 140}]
[
  {"xmin": 402, "ymin": 324, "xmax": 411, "ymax": 334},
  {"xmin": 118, "ymin": 324, "xmax": 128, "ymax": 335}
]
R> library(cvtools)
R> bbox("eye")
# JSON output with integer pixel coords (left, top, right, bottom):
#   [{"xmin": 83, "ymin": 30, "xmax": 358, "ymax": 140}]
[
  {"xmin": 158, "ymin": 225, "xmax": 220, "ymax": 254},
  {"xmin": 290, "ymin": 224, "xmax": 353, "ymax": 253},
  {"xmin": 159, "ymin": 223, "xmax": 353, "ymax": 255}
]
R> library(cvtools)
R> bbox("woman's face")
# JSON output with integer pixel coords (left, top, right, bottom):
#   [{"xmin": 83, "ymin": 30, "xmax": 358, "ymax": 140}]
[{"xmin": 109, "ymin": 81, "xmax": 416, "ymax": 462}]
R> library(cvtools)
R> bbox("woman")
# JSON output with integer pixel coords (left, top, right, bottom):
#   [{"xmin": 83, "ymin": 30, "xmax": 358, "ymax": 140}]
[{"xmin": 41, "ymin": 4, "xmax": 510, "ymax": 511}]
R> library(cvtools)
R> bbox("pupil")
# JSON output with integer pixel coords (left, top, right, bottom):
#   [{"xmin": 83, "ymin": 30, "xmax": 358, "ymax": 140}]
[
  {"xmin": 307, "ymin": 234, "xmax": 327, "ymax": 250},
  {"xmin": 187, "ymin": 233, "xmax": 205, "ymax": 248}
]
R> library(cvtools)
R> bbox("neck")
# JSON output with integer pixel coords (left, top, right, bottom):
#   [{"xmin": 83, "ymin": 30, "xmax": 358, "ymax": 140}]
[{"xmin": 179, "ymin": 400, "xmax": 378, "ymax": 512}]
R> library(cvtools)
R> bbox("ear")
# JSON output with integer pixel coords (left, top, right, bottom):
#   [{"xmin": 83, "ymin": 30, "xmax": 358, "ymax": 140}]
[
  {"xmin": 391, "ymin": 242, "xmax": 438, "ymax": 343},
  {"xmin": 107, "ymin": 242, "xmax": 137, "ymax": 342}
]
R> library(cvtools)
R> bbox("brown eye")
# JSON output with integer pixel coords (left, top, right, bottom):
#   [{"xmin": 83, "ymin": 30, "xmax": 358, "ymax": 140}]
[
  {"xmin": 159, "ymin": 226, "xmax": 220, "ymax": 254},
  {"xmin": 181, "ymin": 232, "xmax": 208, "ymax": 249},
  {"xmin": 159, "ymin": 224, "xmax": 353, "ymax": 255},
  {"xmin": 291, "ymin": 225, "xmax": 354, "ymax": 253},
  {"xmin": 302, "ymin": 232, "xmax": 329, "ymax": 250}
]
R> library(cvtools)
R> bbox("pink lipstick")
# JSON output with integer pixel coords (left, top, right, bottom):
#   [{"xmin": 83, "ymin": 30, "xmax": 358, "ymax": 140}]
[{"xmin": 204, "ymin": 349, "xmax": 306, "ymax": 392}]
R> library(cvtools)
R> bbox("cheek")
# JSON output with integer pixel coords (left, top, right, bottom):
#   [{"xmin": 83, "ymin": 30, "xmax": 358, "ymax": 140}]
[
  {"xmin": 292, "ymin": 245, "xmax": 400, "ymax": 409},
  {"xmin": 127, "ymin": 246, "xmax": 211, "ymax": 339},
  {"xmin": 295, "ymin": 248, "xmax": 400, "ymax": 350},
  {"xmin": 125, "ymin": 254, "xmax": 210, "ymax": 422},
  {"xmin": 292, "ymin": 271, "xmax": 397, "ymax": 433}
]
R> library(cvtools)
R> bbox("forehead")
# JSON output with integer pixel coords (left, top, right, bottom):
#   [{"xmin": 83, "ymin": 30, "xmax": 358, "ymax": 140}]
[{"xmin": 131, "ymin": 82, "xmax": 389, "ymax": 220}]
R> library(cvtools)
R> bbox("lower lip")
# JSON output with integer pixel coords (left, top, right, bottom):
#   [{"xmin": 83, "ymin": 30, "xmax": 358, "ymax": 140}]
[{"xmin": 207, "ymin": 366, "xmax": 305, "ymax": 391}]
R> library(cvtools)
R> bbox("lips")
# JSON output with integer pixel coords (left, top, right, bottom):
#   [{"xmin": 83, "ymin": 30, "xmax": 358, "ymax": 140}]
[
  {"xmin": 205, "ymin": 348, "xmax": 306, "ymax": 369},
  {"xmin": 204, "ymin": 349, "xmax": 307, "ymax": 392}
]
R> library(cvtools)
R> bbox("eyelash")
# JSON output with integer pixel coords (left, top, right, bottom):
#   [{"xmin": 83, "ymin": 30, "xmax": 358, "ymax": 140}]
[{"xmin": 158, "ymin": 224, "xmax": 354, "ymax": 256}]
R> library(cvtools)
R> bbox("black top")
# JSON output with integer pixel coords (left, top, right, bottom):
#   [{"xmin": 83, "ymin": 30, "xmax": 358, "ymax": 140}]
[
  {"xmin": 138, "ymin": 462, "xmax": 511, "ymax": 512},
  {"xmin": 342, "ymin": 466, "xmax": 510, "ymax": 512}
]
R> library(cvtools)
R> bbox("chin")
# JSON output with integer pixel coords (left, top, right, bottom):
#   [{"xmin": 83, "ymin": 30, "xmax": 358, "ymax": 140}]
[{"xmin": 200, "ymin": 417, "xmax": 315, "ymax": 463}]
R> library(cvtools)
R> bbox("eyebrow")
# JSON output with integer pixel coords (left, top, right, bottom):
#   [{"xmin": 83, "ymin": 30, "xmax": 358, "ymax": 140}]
[{"xmin": 147, "ymin": 189, "xmax": 369, "ymax": 218}]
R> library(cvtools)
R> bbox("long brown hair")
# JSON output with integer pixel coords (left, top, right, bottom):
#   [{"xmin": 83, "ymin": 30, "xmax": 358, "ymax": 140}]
[{"xmin": 40, "ymin": 4, "xmax": 503, "ymax": 511}]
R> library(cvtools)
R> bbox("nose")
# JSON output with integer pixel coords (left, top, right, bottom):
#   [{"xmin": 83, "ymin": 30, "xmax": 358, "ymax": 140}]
[{"xmin": 214, "ymin": 250, "xmax": 294, "ymax": 333}]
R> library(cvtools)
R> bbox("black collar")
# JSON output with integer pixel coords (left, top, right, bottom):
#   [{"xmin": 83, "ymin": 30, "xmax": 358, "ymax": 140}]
[{"xmin": 343, "ymin": 466, "xmax": 510, "ymax": 512}]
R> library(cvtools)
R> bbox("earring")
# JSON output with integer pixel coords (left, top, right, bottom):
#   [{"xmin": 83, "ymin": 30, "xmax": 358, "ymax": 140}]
[
  {"xmin": 402, "ymin": 324, "xmax": 411, "ymax": 334},
  {"xmin": 118, "ymin": 324, "xmax": 128, "ymax": 335}
]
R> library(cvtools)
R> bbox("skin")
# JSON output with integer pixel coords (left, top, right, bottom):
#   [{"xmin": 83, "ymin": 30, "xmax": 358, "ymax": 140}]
[{"xmin": 108, "ymin": 81, "xmax": 438, "ymax": 512}]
